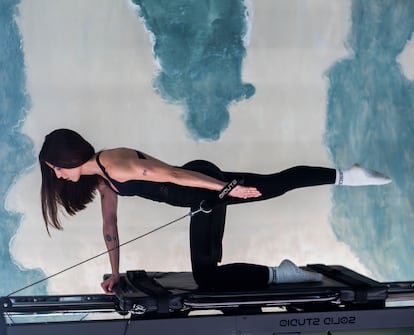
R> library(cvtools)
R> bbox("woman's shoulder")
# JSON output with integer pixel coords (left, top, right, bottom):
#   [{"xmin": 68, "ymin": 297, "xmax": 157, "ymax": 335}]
[
  {"xmin": 99, "ymin": 148, "xmax": 146, "ymax": 175},
  {"xmin": 101, "ymin": 147, "xmax": 134, "ymax": 154},
  {"xmin": 99, "ymin": 147, "xmax": 137, "ymax": 160}
]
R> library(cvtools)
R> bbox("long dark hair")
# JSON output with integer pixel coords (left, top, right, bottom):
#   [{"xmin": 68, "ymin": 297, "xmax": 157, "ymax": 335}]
[{"xmin": 39, "ymin": 129, "xmax": 100, "ymax": 234}]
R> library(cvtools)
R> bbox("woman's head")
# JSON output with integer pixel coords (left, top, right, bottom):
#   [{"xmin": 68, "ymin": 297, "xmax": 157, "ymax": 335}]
[
  {"xmin": 39, "ymin": 129, "xmax": 99, "ymax": 234},
  {"xmin": 39, "ymin": 128, "xmax": 95, "ymax": 169}
]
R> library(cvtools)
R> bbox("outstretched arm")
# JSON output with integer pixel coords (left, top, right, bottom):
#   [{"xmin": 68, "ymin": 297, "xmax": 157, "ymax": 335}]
[
  {"xmin": 170, "ymin": 167, "xmax": 262, "ymax": 198},
  {"xmin": 98, "ymin": 183, "xmax": 120, "ymax": 295}
]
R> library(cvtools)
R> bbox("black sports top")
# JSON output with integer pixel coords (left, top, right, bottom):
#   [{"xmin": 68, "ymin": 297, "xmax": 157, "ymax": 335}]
[{"xmin": 95, "ymin": 151, "xmax": 217, "ymax": 207}]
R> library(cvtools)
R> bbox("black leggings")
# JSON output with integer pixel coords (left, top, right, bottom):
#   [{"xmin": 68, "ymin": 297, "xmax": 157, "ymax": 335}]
[{"xmin": 182, "ymin": 161, "xmax": 336, "ymax": 290}]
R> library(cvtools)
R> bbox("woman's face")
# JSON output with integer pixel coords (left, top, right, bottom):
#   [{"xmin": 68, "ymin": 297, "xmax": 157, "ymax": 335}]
[{"xmin": 45, "ymin": 162, "xmax": 81, "ymax": 182}]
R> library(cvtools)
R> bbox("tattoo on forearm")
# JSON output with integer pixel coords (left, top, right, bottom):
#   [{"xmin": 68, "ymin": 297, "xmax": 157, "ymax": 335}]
[
  {"xmin": 105, "ymin": 234, "xmax": 118, "ymax": 242},
  {"xmin": 143, "ymin": 169, "xmax": 147, "ymax": 176}
]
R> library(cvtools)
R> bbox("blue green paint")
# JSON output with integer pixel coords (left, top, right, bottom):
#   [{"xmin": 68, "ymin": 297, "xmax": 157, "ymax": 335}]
[
  {"xmin": 325, "ymin": 0, "xmax": 414, "ymax": 280},
  {"xmin": 132, "ymin": 0, "xmax": 255, "ymax": 140},
  {"xmin": 0, "ymin": 0, "xmax": 46, "ymax": 295}
]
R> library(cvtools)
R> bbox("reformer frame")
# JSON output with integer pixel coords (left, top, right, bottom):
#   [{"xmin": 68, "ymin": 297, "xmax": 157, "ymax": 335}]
[{"xmin": 3, "ymin": 264, "xmax": 414, "ymax": 334}]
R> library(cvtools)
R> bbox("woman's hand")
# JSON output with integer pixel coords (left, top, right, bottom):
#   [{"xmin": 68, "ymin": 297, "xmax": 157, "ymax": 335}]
[
  {"xmin": 101, "ymin": 273, "xmax": 120, "ymax": 295},
  {"xmin": 229, "ymin": 185, "xmax": 262, "ymax": 199}
]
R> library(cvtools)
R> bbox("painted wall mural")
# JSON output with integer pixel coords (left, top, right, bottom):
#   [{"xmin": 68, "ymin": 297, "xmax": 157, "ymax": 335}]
[
  {"xmin": 325, "ymin": 1, "xmax": 414, "ymax": 280},
  {"xmin": 132, "ymin": 0, "xmax": 255, "ymax": 140},
  {"xmin": 0, "ymin": 0, "xmax": 46, "ymax": 295},
  {"xmin": 0, "ymin": 0, "xmax": 413, "ymax": 300}
]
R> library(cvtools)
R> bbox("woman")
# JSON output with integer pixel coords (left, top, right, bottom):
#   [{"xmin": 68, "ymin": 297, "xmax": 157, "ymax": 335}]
[{"xmin": 39, "ymin": 129, "xmax": 391, "ymax": 294}]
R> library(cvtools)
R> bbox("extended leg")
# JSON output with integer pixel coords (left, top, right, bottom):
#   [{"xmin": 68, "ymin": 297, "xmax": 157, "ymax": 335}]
[{"xmin": 222, "ymin": 164, "xmax": 391, "ymax": 205}]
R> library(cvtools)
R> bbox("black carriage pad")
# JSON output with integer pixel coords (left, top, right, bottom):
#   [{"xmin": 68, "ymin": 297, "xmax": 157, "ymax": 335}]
[
  {"xmin": 307, "ymin": 264, "xmax": 388, "ymax": 305},
  {"xmin": 108, "ymin": 264, "xmax": 388, "ymax": 314}
]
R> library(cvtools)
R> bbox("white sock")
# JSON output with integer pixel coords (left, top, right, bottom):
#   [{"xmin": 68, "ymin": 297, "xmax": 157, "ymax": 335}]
[
  {"xmin": 335, "ymin": 164, "xmax": 391, "ymax": 186},
  {"xmin": 268, "ymin": 260, "xmax": 322, "ymax": 284}
]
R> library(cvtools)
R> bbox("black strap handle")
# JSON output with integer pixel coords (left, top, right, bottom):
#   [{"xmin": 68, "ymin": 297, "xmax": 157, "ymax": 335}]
[{"xmin": 199, "ymin": 179, "xmax": 240, "ymax": 214}]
